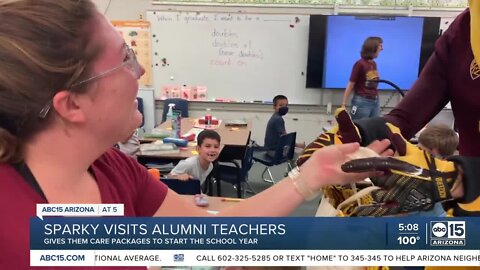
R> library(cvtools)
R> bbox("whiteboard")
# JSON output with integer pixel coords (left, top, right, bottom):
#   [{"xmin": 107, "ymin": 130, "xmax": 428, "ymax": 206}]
[{"xmin": 147, "ymin": 11, "xmax": 315, "ymax": 104}]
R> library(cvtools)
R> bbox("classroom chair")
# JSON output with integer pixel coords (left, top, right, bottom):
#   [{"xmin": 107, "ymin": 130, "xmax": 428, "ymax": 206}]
[
  {"xmin": 161, "ymin": 98, "xmax": 189, "ymax": 123},
  {"xmin": 210, "ymin": 132, "xmax": 252, "ymax": 197},
  {"xmin": 160, "ymin": 178, "xmax": 201, "ymax": 195},
  {"xmin": 253, "ymin": 132, "xmax": 296, "ymax": 184},
  {"xmin": 136, "ymin": 97, "xmax": 144, "ymax": 129},
  {"xmin": 215, "ymin": 143, "xmax": 256, "ymax": 198}
]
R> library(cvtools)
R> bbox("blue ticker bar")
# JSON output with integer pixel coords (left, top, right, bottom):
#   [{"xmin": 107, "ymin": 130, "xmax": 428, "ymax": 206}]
[{"xmin": 30, "ymin": 217, "xmax": 480, "ymax": 250}]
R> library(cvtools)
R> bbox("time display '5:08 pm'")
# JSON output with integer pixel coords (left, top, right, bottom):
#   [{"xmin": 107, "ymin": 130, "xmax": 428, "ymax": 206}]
[{"xmin": 398, "ymin": 223, "xmax": 419, "ymax": 232}]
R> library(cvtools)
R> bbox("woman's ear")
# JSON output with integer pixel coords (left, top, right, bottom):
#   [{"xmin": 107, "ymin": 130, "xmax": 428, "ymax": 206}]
[{"xmin": 52, "ymin": 91, "xmax": 87, "ymax": 123}]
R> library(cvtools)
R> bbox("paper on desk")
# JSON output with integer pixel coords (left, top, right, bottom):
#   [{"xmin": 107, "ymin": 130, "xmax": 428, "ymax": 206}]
[{"xmin": 182, "ymin": 128, "xmax": 203, "ymax": 141}]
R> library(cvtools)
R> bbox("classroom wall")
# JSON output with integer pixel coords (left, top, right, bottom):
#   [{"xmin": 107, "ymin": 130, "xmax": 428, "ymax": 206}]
[{"xmin": 95, "ymin": 0, "xmax": 459, "ymax": 144}]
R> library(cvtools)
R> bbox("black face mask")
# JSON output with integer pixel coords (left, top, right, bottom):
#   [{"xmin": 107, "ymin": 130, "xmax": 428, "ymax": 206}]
[{"xmin": 278, "ymin": 106, "xmax": 289, "ymax": 116}]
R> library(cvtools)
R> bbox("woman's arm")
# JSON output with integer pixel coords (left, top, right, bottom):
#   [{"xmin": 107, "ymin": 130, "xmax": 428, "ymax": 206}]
[
  {"xmin": 342, "ymin": 81, "xmax": 355, "ymax": 107},
  {"xmin": 154, "ymin": 140, "xmax": 393, "ymax": 217}
]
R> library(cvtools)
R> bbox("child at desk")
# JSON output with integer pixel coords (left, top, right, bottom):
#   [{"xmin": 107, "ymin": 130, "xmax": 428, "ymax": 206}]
[
  {"xmin": 264, "ymin": 95, "xmax": 305, "ymax": 155},
  {"xmin": 116, "ymin": 128, "xmax": 140, "ymax": 158},
  {"xmin": 168, "ymin": 129, "xmax": 221, "ymax": 184}
]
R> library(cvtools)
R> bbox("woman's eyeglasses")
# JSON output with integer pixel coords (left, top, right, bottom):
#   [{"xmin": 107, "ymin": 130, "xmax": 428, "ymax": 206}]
[{"xmin": 39, "ymin": 45, "xmax": 142, "ymax": 119}]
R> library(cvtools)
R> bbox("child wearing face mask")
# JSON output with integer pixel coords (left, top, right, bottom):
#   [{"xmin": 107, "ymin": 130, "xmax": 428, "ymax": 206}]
[{"xmin": 263, "ymin": 95, "xmax": 305, "ymax": 157}]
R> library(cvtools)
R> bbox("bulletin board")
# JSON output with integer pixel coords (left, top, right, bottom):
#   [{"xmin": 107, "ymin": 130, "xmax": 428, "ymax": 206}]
[{"xmin": 112, "ymin": 21, "xmax": 153, "ymax": 87}]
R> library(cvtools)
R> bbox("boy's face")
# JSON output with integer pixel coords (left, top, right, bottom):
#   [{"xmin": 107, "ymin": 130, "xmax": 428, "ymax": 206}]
[
  {"xmin": 197, "ymin": 138, "xmax": 221, "ymax": 163},
  {"xmin": 274, "ymin": 99, "xmax": 288, "ymax": 113}
]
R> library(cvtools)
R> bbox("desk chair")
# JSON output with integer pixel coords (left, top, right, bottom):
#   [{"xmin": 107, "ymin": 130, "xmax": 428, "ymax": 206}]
[
  {"xmin": 161, "ymin": 98, "xmax": 189, "ymax": 123},
  {"xmin": 215, "ymin": 144, "xmax": 255, "ymax": 198},
  {"xmin": 211, "ymin": 132, "xmax": 252, "ymax": 197},
  {"xmin": 160, "ymin": 178, "xmax": 201, "ymax": 195},
  {"xmin": 136, "ymin": 97, "xmax": 144, "ymax": 129},
  {"xmin": 253, "ymin": 132, "xmax": 296, "ymax": 184}
]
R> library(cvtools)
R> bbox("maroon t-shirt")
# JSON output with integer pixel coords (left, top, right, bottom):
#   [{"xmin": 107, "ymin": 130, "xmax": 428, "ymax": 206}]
[
  {"xmin": 349, "ymin": 58, "xmax": 380, "ymax": 98},
  {"xmin": 0, "ymin": 148, "xmax": 168, "ymax": 269},
  {"xmin": 385, "ymin": 9, "xmax": 480, "ymax": 156}
]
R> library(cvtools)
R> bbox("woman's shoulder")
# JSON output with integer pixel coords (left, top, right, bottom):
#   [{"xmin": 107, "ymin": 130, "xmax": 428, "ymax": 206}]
[
  {"xmin": 95, "ymin": 147, "xmax": 138, "ymax": 168},
  {"xmin": 92, "ymin": 148, "xmax": 168, "ymax": 216},
  {"xmin": 440, "ymin": 8, "xmax": 470, "ymax": 46},
  {"xmin": 92, "ymin": 148, "xmax": 148, "ymax": 185}
]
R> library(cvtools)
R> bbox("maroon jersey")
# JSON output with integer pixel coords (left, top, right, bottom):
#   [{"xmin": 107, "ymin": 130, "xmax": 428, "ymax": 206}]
[
  {"xmin": 349, "ymin": 58, "xmax": 380, "ymax": 98},
  {"xmin": 0, "ymin": 148, "xmax": 168, "ymax": 269},
  {"xmin": 385, "ymin": 9, "xmax": 480, "ymax": 156}
]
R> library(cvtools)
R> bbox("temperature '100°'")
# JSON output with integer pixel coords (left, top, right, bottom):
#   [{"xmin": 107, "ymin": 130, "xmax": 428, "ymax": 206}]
[{"xmin": 398, "ymin": 236, "xmax": 420, "ymax": 245}]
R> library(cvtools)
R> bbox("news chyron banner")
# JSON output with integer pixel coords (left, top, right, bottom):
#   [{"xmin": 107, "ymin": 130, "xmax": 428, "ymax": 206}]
[{"xmin": 31, "ymin": 214, "xmax": 480, "ymax": 267}]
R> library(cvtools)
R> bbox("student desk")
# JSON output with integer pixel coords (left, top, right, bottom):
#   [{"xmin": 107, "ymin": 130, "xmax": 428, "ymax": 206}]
[
  {"xmin": 180, "ymin": 195, "xmax": 243, "ymax": 213},
  {"xmin": 173, "ymin": 118, "xmax": 251, "ymax": 146},
  {"xmin": 138, "ymin": 118, "xmax": 251, "ymax": 160},
  {"xmin": 139, "ymin": 118, "xmax": 252, "ymax": 196}
]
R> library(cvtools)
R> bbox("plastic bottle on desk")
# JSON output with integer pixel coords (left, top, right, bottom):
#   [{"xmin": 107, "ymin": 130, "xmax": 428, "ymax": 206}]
[
  {"xmin": 171, "ymin": 110, "xmax": 181, "ymax": 138},
  {"xmin": 166, "ymin": 103, "xmax": 175, "ymax": 129},
  {"xmin": 205, "ymin": 108, "xmax": 212, "ymax": 125}
]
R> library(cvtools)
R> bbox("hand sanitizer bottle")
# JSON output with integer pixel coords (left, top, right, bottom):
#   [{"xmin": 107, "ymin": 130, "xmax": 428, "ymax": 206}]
[
  {"xmin": 166, "ymin": 103, "xmax": 175, "ymax": 129},
  {"xmin": 172, "ymin": 110, "xmax": 181, "ymax": 138}
]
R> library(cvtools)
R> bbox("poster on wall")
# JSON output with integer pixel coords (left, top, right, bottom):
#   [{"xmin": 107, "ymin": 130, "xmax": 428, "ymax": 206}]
[{"xmin": 112, "ymin": 21, "xmax": 153, "ymax": 87}]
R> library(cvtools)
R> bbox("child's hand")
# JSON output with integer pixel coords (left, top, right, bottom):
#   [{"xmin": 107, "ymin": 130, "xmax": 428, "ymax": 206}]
[{"xmin": 177, "ymin": 173, "xmax": 193, "ymax": 181}]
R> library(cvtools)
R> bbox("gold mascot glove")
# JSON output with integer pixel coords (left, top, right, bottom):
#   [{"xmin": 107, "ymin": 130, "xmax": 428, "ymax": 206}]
[
  {"xmin": 341, "ymin": 123, "xmax": 457, "ymax": 216},
  {"xmin": 470, "ymin": 0, "xmax": 480, "ymax": 66},
  {"xmin": 297, "ymin": 108, "xmax": 361, "ymax": 166}
]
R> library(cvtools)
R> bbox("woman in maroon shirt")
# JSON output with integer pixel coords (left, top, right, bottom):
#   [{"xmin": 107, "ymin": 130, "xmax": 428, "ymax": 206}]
[{"xmin": 342, "ymin": 36, "xmax": 383, "ymax": 120}]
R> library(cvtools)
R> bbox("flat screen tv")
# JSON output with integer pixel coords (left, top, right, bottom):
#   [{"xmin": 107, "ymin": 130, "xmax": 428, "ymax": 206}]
[{"xmin": 306, "ymin": 15, "xmax": 441, "ymax": 90}]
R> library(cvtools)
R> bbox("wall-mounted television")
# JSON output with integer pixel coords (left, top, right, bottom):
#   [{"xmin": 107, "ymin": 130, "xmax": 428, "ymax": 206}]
[{"xmin": 306, "ymin": 15, "xmax": 441, "ymax": 90}]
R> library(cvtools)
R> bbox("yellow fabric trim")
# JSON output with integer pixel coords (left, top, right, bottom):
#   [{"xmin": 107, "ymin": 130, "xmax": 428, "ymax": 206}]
[
  {"xmin": 334, "ymin": 107, "xmax": 344, "ymax": 117},
  {"xmin": 298, "ymin": 154, "xmax": 312, "ymax": 160},
  {"xmin": 386, "ymin": 123, "xmax": 456, "ymax": 173},
  {"xmin": 457, "ymin": 195, "xmax": 480, "ymax": 211},
  {"xmin": 470, "ymin": 1, "xmax": 480, "ymax": 66}
]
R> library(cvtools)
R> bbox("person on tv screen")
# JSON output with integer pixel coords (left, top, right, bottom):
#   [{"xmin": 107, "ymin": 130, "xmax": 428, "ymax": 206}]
[
  {"xmin": 341, "ymin": 36, "xmax": 383, "ymax": 120},
  {"xmin": 299, "ymin": 1, "xmax": 480, "ymax": 218},
  {"xmin": 0, "ymin": 1, "xmax": 394, "ymax": 268}
]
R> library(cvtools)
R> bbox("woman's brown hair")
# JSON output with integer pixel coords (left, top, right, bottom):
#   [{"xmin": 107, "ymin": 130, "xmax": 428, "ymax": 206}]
[
  {"xmin": 361, "ymin": 36, "xmax": 383, "ymax": 59},
  {"xmin": 0, "ymin": 0, "xmax": 100, "ymax": 163}
]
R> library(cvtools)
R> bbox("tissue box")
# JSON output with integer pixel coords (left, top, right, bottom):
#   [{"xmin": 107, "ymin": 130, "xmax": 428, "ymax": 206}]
[{"xmin": 198, "ymin": 118, "xmax": 219, "ymax": 125}]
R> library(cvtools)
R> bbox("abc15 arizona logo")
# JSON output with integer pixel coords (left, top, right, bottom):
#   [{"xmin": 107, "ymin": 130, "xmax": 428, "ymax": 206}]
[{"xmin": 430, "ymin": 221, "xmax": 466, "ymax": 246}]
